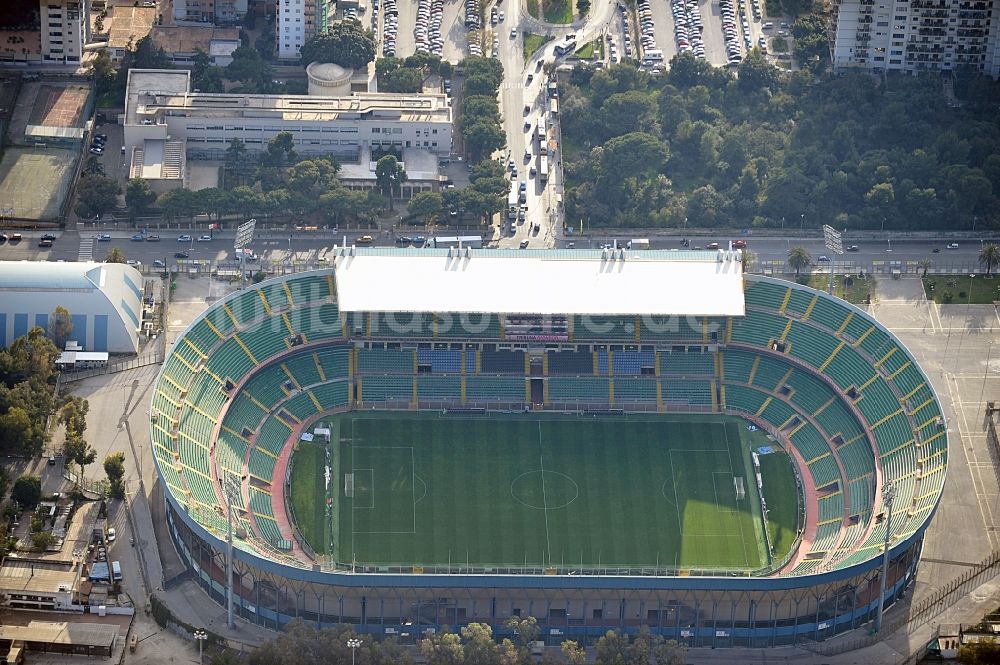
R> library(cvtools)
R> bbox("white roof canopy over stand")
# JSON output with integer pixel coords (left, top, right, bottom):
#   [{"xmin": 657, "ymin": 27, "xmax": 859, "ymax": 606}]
[{"xmin": 333, "ymin": 248, "xmax": 746, "ymax": 317}]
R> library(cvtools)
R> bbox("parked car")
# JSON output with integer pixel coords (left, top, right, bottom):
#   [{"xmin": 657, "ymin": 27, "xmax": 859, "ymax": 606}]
[
  {"xmin": 519, "ymin": 240, "xmax": 529, "ymax": 248},
  {"xmin": 847, "ymin": 245, "xmax": 859, "ymax": 252},
  {"xmin": 146, "ymin": 235, "xmax": 160, "ymax": 242},
  {"xmin": 130, "ymin": 234, "xmax": 144, "ymax": 241},
  {"xmin": 89, "ymin": 146, "xmax": 104, "ymax": 155},
  {"xmin": 41, "ymin": 233, "xmax": 56, "ymax": 241},
  {"xmin": 731, "ymin": 239, "xmax": 747, "ymax": 249},
  {"xmin": 126, "ymin": 259, "xmax": 141, "ymax": 266},
  {"xmin": 107, "ymin": 528, "xmax": 116, "ymax": 542},
  {"xmin": 818, "ymin": 255, "xmax": 830, "ymax": 262},
  {"xmin": 177, "ymin": 234, "xmax": 192, "ymax": 242},
  {"xmin": 153, "ymin": 259, "xmax": 166, "ymax": 267},
  {"xmin": 706, "ymin": 242, "xmax": 720, "ymax": 250},
  {"xmin": 174, "ymin": 250, "xmax": 190, "ymax": 258},
  {"xmin": 38, "ymin": 238, "xmax": 53, "ymax": 248},
  {"xmin": 197, "ymin": 235, "xmax": 213, "ymax": 242},
  {"xmin": 97, "ymin": 234, "xmax": 111, "ymax": 241},
  {"xmin": 946, "ymin": 242, "xmax": 959, "ymax": 249}
]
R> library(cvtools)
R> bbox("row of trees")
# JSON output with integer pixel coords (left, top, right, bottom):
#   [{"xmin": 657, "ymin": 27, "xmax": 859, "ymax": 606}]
[
  {"xmin": 0, "ymin": 327, "xmax": 61, "ymax": 456},
  {"xmin": 376, "ymin": 54, "xmax": 454, "ymax": 93},
  {"xmin": 242, "ymin": 618, "xmax": 685, "ymax": 665},
  {"xmin": 559, "ymin": 49, "xmax": 1000, "ymax": 231},
  {"xmin": 459, "ymin": 57, "xmax": 507, "ymax": 163}
]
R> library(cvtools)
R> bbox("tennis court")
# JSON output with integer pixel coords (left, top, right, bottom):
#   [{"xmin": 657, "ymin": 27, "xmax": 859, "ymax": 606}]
[{"xmin": 290, "ymin": 412, "xmax": 799, "ymax": 573}]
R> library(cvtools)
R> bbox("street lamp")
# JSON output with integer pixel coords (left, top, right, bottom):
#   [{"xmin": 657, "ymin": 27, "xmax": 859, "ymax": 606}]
[
  {"xmin": 347, "ymin": 637, "xmax": 363, "ymax": 665},
  {"xmin": 193, "ymin": 629, "xmax": 208, "ymax": 665},
  {"xmin": 800, "ymin": 213, "xmax": 805, "ymax": 230}
]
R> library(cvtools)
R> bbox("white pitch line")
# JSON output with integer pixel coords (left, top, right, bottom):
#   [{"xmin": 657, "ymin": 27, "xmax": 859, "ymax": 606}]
[{"xmin": 538, "ymin": 421, "xmax": 551, "ymax": 566}]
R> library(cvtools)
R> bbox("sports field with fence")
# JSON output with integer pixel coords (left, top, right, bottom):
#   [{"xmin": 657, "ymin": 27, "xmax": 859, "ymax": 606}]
[{"xmin": 289, "ymin": 412, "xmax": 800, "ymax": 573}]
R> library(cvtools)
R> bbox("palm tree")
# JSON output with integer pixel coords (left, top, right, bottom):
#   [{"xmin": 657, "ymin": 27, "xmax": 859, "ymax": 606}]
[
  {"xmin": 787, "ymin": 246, "xmax": 811, "ymax": 277},
  {"xmin": 104, "ymin": 247, "xmax": 126, "ymax": 264},
  {"xmin": 979, "ymin": 243, "xmax": 1000, "ymax": 276},
  {"xmin": 918, "ymin": 259, "xmax": 932, "ymax": 278}
]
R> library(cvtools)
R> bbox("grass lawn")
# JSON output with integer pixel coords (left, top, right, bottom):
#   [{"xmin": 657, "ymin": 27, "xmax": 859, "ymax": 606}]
[
  {"xmin": 756, "ymin": 449, "xmax": 801, "ymax": 563},
  {"xmin": 315, "ymin": 412, "xmax": 787, "ymax": 572},
  {"xmin": 523, "ymin": 32, "xmax": 553, "ymax": 60},
  {"xmin": 923, "ymin": 275, "xmax": 1000, "ymax": 304},
  {"xmin": 541, "ymin": 0, "xmax": 574, "ymax": 24},
  {"xmin": 789, "ymin": 274, "xmax": 875, "ymax": 305},
  {"xmin": 574, "ymin": 40, "xmax": 603, "ymax": 59},
  {"xmin": 289, "ymin": 442, "xmax": 328, "ymax": 554}
]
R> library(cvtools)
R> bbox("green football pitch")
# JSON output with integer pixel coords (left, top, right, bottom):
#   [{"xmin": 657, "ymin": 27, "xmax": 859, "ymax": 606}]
[{"xmin": 289, "ymin": 412, "xmax": 799, "ymax": 572}]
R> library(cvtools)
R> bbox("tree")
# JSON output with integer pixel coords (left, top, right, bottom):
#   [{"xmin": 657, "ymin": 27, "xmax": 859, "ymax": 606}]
[
  {"xmin": 463, "ymin": 120, "xmax": 506, "ymax": 163},
  {"xmin": 737, "ymin": 49, "xmax": 781, "ymax": 93},
  {"xmin": 11, "ymin": 475, "xmax": 41, "ymax": 508},
  {"xmin": 461, "ymin": 623, "xmax": 500, "ymax": 665},
  {"xmin": 125, "ymin": 179, "xmax": 157, "ymax": 222},
  {"xmin": 918, "ymin": 259, "xmax": 932, "ymax": 278},
  {"xmin": 224, "ymin": 138, "xmax": 252, "ymax": 187},
  {"xmin": 382, "ymin": 67, "xmax": 424, "ymax": 93},
  {"xmin": 299, "ymin": 20, "xmax": 376, "ymax": 69},
  {"xmin": 561, "ymin": 641, "xmax": 587, "ymax": 665},
  {"xmin": 375, "ymin": 155, "xmax": 407, "ymax": 207},
  {"xmin": 31, "ymin": 530, "xmax": 56, "ymax": 552},
  {"xmin": 104, "ymin": 247, "xmax": 126, "ymax": 264},
  {"xmin": 74, "ymin": 174, "xmax": 120, "ymax": 219},
  {"xmin": 980, "ymin": 244, "xmax": 1000, "ymax": 276},
  {"xmin": 226, "ymin": 45, "xmax": 275, "ymax": 89},
  {"xmin": 958, "ymin": 637, "xmax": 1000, "ymax": 665},
  {"xmin": 788, "ymin": 246, "xmax": 812, "ymax": 276},
  {"xmin": 420, "ymin": 631, "xmax": 464, "ymax": 665},
  {"xmin": 408, "ymin": 191, "xmax": 444, "ymax": 223},
  {"xmin": 48, "ymin": 306, "xmax": 73, "ymax": 349},
  {"xmin": 59, "ymin": 396, "xmax": 89, "ymax": 437},
  {"xmin": 64, "ymin": 435, "xmax": 97, "ymax": 486},
  {"xmin": 104, "ymin": 452, "xmax": 126, "ymax": 499}
]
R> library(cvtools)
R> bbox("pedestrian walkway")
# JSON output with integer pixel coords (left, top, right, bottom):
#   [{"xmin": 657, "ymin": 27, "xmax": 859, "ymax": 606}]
[{"xmin": 78, "ymin": 236, "xmax": 94, "ymax": 261}]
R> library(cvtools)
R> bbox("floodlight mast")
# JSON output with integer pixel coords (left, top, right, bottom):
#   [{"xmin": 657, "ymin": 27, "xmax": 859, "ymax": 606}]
[
  {"xmin": 822, "ymin": 225, "xmax": 845, "ymax": 295},
  {"xmin": 223, "ymin": 473, "xmax": 242, "ymax": 629},
  {"xmin": 235, "ymin": 219, "xmax": 257, "ymax": 290},
  {"xmin": 874, "ymin": 480, "xmax": 896, "ymax": 633}
]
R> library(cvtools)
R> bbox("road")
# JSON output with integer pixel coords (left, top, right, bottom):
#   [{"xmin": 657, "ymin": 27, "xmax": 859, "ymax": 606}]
[{"xmin": 4, "ymin": 229, "xmax": 997, "ymax": 274}]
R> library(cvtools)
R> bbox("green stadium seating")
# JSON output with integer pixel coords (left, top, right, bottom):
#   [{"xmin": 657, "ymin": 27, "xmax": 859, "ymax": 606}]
[
  {"xmin": 806, "ymin": 454, "xmax": 840, "ymax": 488},
  {"xmin": 662, "ymin": 379, "xmax": 713, "ymax": 406},
  {"xmin": 743, "ymin": 280, "xmax": 790, "ymax": 311},
  {"xmin": 312, "ymin": 381, "xmax": 350, "ymax": 410},
  {"xmin": 284, "ymin": 354, "xmax": 323, "ymax": 388},
  {"xmin": 639, "ymin": 315, "xmax": 707, "ymax": 342},
  {"xmin": 248, "ymin": 449, "xmax": 277, "ymax": 480},
  {"xmin": 207, "ymin": 337, "xmax": 257, "ymax": 382},
  {"xmin": 810, "ymin": 521, "xmax": 841, "ymax": 552},
  {"xmin": 228, "ymin": 289, "xmax": 266, "ymax": 327},
  {"xmin": 466, "ymin": 376, "xmax": 525, "ymax": 401},
  {"xmin": 660, "ymin": 352, "xmax": 713, "ymax": 375},
  {"xmin": 785, "ymin": 322, "xmax": 841, "ymax": 370},
  {"xmin": 358, "ymin": 348, "xmax": 413, "ymax": 374},
  {"xmin": 789, "ymin": 423, "xmax": 832, "ymax": 463},
  {"xmin": 731, "ymin": 309, "xmax": 787, "ymax": 346},
  {"xmin": 723, "ymin": 384, "xmax": 769, "ymax": 414},
  {"xmin": 416, "ymin": 376, "xmax": 462, "ymax": 400},
  {"xmin": 257, "ymin": 416, "xmax": 292, "ymax": 456},
  {"xmin": 721, "ymin": 349, "xmax": 757, "ymax": 383},
  {"xmin": 784, "ymin": 290, "xmax": 814, "ymax": 317},
  {"xmin": 613, "ymin": 378, "xmax": 658, "ymax": 401},
  {"xmin": 257, "ymin": 282, "xmax": 291, "ymax": 312},
  {"xmin": 316, "ymin": 346, "xmax": 350, "ymax": 379},
  {"xmin": 549, "ymin": 377, "xmax": 610, "ymax": 401},
  {"xmin": 818, "ymin": 493, "xmax": 844, "ymax": 522},
  {"xmin": 807, "ymin": 296, "xmax": 852, "ymax": 334},
  {"xmin": 360, "ymin": 375, "xmax": 413, "ymax": 401}
]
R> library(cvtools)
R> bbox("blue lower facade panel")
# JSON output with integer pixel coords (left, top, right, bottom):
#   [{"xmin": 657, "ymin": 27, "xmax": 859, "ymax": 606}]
[{"xmin": 165, "ymin": 499, "xmax": 922, "ymax": 648}]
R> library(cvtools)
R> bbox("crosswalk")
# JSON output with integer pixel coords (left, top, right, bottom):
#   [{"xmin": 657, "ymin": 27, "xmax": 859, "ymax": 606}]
[{"xmin": 78, "ymin": 237, "xmax": 94, "ymax": 262}]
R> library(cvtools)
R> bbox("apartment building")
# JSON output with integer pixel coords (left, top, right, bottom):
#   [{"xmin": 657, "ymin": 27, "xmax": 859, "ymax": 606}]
[
  {"xmin": 277, "ymin": 0, "xmax": 331, "ymax": 59},
  {"xmin": 172, "ymin": 0, "xmax": 248, "ymax": 24},
  {"xmin": 40, "ymin": 0, "xmax": 89, "ymax": 64},
  {"xmin": 833, "ymin": 0, "xmax": 1000, "ymax": 78}
]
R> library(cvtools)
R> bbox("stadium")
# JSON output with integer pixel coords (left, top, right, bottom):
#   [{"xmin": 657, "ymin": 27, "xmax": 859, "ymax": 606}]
[{"xmin": 150, "ymin": 247, "xmax": 948, "ymax": 647}]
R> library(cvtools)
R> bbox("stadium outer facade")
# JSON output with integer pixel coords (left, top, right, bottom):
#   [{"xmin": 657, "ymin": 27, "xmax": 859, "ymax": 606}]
[{"xmin": 152, "ymin": 248, "xmax": 947, "ymax": 648}]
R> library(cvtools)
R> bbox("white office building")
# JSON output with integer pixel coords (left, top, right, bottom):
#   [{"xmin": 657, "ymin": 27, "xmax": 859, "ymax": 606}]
[
  {"xmin": 832, "ymin": 0, "xmax": 1000, "ymax": 77},
  {"xmin": 40, "ymin": 0, "xmax": 89, "ymax": 64},
  {"xmin": 124, "ymin": 69, "xmax": 452, "ymax": 162}
]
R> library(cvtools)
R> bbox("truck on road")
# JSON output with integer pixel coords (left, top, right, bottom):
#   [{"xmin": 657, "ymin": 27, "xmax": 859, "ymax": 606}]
[
  {"xmin": 508, "ymin": 187, "xmax": 519, "ymax": 218},
  {"xmin": 539, "ymin": 155, "xmax": 549, "ymax": 183},
  {"xmin": 627, "ymin": 238, "xmax": 650, "ymax": 250}
]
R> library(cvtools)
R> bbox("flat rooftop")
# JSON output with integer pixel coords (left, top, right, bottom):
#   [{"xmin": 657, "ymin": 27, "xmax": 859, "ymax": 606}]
[
  {"xmin": 125, "ymin": 69, "xmax": 451, "ymax": 125},
  {"xmin": 0, "ymin": 621, "xmax": 117, "ymax": 649},
  {"xmin": 333, "ymin": 248, "xmax": 747, "ymax": 317},
  {"xmin": 0, "ymin": 559, "xmax": 78, "ymax": 595}
]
